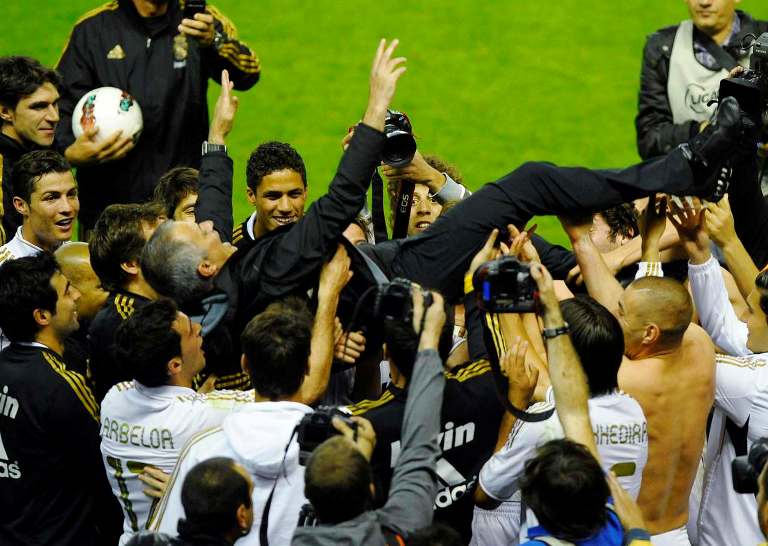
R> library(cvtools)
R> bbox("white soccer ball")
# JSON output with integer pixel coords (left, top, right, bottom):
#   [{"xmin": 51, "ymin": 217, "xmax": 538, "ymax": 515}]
[{"xmin": 71, "ymin": 87, "xmax": 143, "ymax": 144}]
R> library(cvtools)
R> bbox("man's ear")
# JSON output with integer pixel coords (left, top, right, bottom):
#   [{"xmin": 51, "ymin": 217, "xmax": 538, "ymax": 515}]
[
  {"xmin": 240, "ymin": 354, "xmax": 249, "ymax": 375},
  {"xmin": 245, "ymin": 187, "xmax": 257, "ymax": 206},
  {"xmin": 167, "ymin": 356, "xmax": 183, "ymax": 378},
  {"xmin": 32, "ymin": 308, "xmax": 52, "ymax": 328},
  {"xmin": 236, "ymin": 503, "xmax": 250, "ymax": 533},
  {"xmin": 12, "ymin": 196, "xmax": 29, "ymax": 216},
  {"xmin": 197, "ymin": 259, "xmax": 218, "ymax": 279},
  {"xmin": 642, "ymin": 323, "xmax": 661, "ymax": 345},
  {"xmin": 0, "ymin": 104, "xmax": 14, "ymax": 125},
  {"xmin": 120, "ymin": 259, "xmax": 140, "ymax": 276}
]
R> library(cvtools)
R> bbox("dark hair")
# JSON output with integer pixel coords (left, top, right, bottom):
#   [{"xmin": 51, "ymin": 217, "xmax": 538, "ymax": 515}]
[
  {"xmin": 140, "ymin": 220, "xmax": 213, "ymax": 305},
  {"xmin": 113, "ymin": 299, "xmax": 181, "ymax": 387},
  {"xmin": 560, "ymin": 296, "xmax": 623, "ymax": 397},
  {"xmin": 11, "ymin": 150, "xmax": 71, "ymax": 203},
  {"xmin": 178, "ymin": 457, "xmax": 251, "ymax": 539},
  {"xmin": 0, "ymin": 253, "xmax": 59, "ymax": 342},
  {"xmin": 520, "ymin": 439, "xmax": 609, "ymax": 542},
  {"xmin": 598, "ymin": 204, "xmax": 639, "ymax": 242},
  {"xmin": 240, "ymin": 298, "xmax": 312, "ymax": 399},
  {"xmin": 90, "ymin": 203, "xmax": 164, "ymax": 291},
  {"xmin": 305, "ymin": 436, "xmax": 373, "ymax": 524},
  {"xmin": 245, "ymin": 141, "xmax": 307, "ymax": 191},
  {"xmin": 383, "ymin": 299, "xmax": 454, "ymax": 379},
  {"xmin": 153, "ymin": 167, "xmax": 199, "ymax": 218},
  {"xmin": 408, "ymin": 523, "xmax": 464, "ymax": 546},
  {"xmin": 0, "ymin": 56, "xmax": 62, "ymax": 110}
]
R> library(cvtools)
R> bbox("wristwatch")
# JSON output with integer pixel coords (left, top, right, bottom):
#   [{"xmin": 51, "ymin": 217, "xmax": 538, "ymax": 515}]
[
  {"xmin": 201, "ymin": 141, "xmax": 227, "ymax": 155},
  {"xmin": 542, "ymin": 322, "xmax": 570, "ymax": 339}
]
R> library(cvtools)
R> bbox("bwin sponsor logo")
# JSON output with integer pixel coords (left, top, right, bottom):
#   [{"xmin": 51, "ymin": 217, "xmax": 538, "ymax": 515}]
[
  {"xmin": 0, "ymin": 385, "xmax": 19, "ymax": 419},
  {"xmin": 0, "ymin": 433, "xmax": 21, "ymax": 479},
  {"xmin": 390, "ymin": 421, "xmax": 476, "ymax": 466}
]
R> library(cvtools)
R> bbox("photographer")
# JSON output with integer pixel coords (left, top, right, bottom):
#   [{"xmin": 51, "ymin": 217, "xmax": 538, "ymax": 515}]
[{"xmin": 292, "ymin": 286, "xmax": 447, "ymax": 545}]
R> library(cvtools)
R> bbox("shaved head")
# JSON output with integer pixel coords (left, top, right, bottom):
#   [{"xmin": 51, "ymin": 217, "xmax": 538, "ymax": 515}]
[
  {"xmin": 55, "ymin": 242, "xmax": 107, "ymax": 320},
  {"xmin": 622, "ymin": 277, "xmax": 692, "ymax": 351}
]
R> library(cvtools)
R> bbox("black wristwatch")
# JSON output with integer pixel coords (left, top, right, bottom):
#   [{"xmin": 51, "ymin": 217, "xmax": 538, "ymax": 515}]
[
  {"xmin": 542, "ymin": 322, "xmax": 570, "ymax": 339},
  {"xmin": 201, "ymin": 141, "xmax": 227, "ymax": 155}
]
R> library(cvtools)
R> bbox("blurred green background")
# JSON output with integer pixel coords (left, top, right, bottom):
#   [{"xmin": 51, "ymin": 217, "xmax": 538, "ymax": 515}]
[{"xmin": 4, "ymin": 0, "xmax": 768, "ymax": 245}]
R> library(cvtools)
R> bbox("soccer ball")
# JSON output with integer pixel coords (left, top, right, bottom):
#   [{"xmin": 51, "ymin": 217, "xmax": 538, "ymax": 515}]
[{"xmin": 72, "ymin": 87, "xmax": 143, "ymax": 144}]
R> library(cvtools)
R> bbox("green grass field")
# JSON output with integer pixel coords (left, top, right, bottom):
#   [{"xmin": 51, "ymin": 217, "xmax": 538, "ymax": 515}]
[{"xmin": 4, "ymin": 0, "xmax": 768, "ymax": 245}]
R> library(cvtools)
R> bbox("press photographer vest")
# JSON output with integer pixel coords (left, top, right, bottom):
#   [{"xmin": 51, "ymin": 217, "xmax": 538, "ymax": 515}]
[{"xmin": 667, "ymin": 20, "xmax": 748, "ymax": 124}]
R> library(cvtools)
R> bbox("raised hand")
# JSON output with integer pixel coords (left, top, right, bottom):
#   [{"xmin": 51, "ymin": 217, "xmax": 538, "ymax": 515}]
[
  {"xmin": 500, "ymin": 337, "xmax": 537, "ymax": 409},
  {"xmin": 667, "ymin": 196, "xmax": 710, "ymax": 263},
  {"xmin": 466, "ymin": 228, "xmax": 501, "ymax": 279},
  {"xmin": 703, "ymin": 194, "xmax": 737, "ymax": 249},
  {"xmin": 507, "ymin": 223, "xmax": 541, "ymax": 263},
  {"xmin": 639, "ymin": 193, "xmax": 667, "ymax": 262},
  {"xmin": 363, "ymin": 39, "xmax": 407, "ymax": 131},
  {"xmin": 318, "ymin": 244, "xmax": 353, "ymax": 300},
  {"xmin": 208, "ymin": 69, "xmax": 239, "ymax": 144}
]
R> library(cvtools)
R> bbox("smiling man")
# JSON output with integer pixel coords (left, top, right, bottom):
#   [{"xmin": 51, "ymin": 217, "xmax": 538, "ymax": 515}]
[
  {"xmin": 0, "ymin": 56, "xmax": 62, "ymax": 243},
  {"xmin": 231, "ymin": 141, "xmax": 307, "ymax": 247},
  {"xmin": 0, "ymin": 150, "xmax": 78, "ymax": 265}
]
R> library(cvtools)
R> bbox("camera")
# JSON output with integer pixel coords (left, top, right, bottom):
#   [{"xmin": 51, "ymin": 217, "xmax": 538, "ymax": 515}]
[
  {"xmin": 296, "ymin": 406, "xmax": 357, "ymax": 465},
  {"xmin": 183, "ymin": 0, "xmax": 206, "ymax": 19},
  {"xmin": 382, "ymin": 109, "xmax": 417, "ymax": 167},
  {"xmin": 374, "ymin": 278, "xmax": 432, "ymax": 324},
  {"xmin": 719, "ymin": 32, "xmax": 768, "ymax": 122},
  {"xmin": 732, "ymin": 437, "xmax": 768, "ymax": 494},
  {"xmin": 473, "ymin": 256, "xmax": 538, "ymax": 313}
]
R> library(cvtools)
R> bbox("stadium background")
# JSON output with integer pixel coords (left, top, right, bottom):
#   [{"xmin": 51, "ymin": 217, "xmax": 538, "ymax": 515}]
[{"xmin": 4, "ymin": 0, "xmax": 768, "ymax": 246}]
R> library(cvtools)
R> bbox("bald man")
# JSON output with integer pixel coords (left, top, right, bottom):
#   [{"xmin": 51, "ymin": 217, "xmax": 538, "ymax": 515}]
[
  {"xmin": 565, "ymin": 225, "xmax": 715, "ymax": 546},
  {"xmin": 55, "ymin": 242, "xmax": 108, "ymax": 322}
]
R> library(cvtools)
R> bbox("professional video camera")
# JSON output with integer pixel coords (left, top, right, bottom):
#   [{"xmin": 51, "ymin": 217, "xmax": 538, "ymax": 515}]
[
  {"xmin": 719, "ymin": 32, "xmax": 768, "ymax": 122},
  {"xmin": 297, "ymin": 406, "xmax": 357, "ymax": 465},
  {"xmin": 382, "ymin": 109, "xmax": 416, "ymax": 167},
  {"xmin": 732, "ymin": 436, "xmax": 768, "ymax": 494},
  {"xmin": 472, "ymin": 256, "xmax": 538, "ymax": 313}
]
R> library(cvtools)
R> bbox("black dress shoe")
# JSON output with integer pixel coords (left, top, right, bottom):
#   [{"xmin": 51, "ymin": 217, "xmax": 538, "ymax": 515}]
[{"xmin": 681, "ymin": 96, "xmax": 743, "ymax": 201}]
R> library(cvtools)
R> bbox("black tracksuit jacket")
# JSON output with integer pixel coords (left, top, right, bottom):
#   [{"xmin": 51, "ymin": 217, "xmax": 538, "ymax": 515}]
[{"xmin": 54, "ymin": 0, "xmax": 260, "ymax": 228}]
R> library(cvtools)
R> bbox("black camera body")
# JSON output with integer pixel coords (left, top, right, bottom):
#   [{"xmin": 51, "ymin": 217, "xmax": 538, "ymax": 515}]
[
  {"xmin": 183, "ymin": 0, "xmax": 206, "ymax": 18},
  {"xmin": 296, "ymin": 406, "xmax": 357, "ymax": 465},
  {"xmin": 382, "ymin": 109, "xmax": 417, "ymax": 167},
  {"xmin": 473, "ymin": 256, "xmax": 538, "ymax": 313},
  {"xmin": 374, "ymin": 278, "xmax": 432, "ymax": 324},
  {"xmin": 719, "ymin": 32, "xmax": 768, "ymax": 122},
  {"xmin": 732, "ymin": 436, "xmax": 768, "ymax": 494}
]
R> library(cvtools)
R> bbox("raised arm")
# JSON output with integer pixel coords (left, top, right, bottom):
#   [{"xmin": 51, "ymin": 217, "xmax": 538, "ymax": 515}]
[
  {"xmin": 531, "ymin": 263, "xmax": 599, "ymax": 460},
  {"xmin": 300, "ymin": 245, "xmax": 352, "ymax": 405},
  {"xmin": 379, "ymin": 288, "xmax": 446, "ymax": 534},
  {"xmin": 560, "ymin": 215, "xmax": 624, "ymax": 315},
  {"xmin": 258, "ymin": 40, "xmax": 405, "ymax": 282}
]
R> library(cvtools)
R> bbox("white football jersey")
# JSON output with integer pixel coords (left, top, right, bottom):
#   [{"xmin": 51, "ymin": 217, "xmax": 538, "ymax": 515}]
[
  {"xmin": 696, "ymin": 354, "xmax": 768, "ymax": 546},
  {"xmin": 473, "ymin": 388, "xmax": 647, "ymax": 546},
  {"xmin": 100, "ymin": 381, "xmax": 253, "ymax": 545}
]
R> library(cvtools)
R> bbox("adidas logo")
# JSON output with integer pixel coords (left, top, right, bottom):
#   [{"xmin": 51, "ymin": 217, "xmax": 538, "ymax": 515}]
[
  {"xmin": 0, "ymin": 433, "xmax": 21, "ymax": 479},
  {"xmin": 107, "ymin": 44, "xmax": 126, "ymax": 60}
]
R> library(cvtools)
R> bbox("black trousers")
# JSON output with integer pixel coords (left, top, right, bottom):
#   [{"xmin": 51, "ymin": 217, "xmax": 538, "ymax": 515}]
[{"xmin": 388, "ymin": 149, "xmax": 696, "ymax": 299}]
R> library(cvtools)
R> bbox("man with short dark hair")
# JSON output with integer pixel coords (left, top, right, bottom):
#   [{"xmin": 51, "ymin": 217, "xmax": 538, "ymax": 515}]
[
  {"xmin": 127, "ymin": 457, "xmax": 254, "ymax": 546},
  {"xmin": 153, "ymin": 167, "xmax": 199, "ymax": 222},
  {"xmin": 101, "ymin": 298, "xmax": 253, "ymax": 545},
  {"xmin": 0, "ymin": 253, "xmax": 120, "ymax": 545},
  {"xmin": 0, "ymin": 56, "xmax": 62, "ymax": 242},
  {"xmin": 88, "ymin": 202, "xmax": 164, "ymax": 400},
  {"xmin": 0, "ymin": 150, "xmax": 78, "ymax": 264}
]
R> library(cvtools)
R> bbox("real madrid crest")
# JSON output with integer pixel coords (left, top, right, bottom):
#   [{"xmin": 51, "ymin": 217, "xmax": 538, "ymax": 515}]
[{"xmin": 173, "ymin": 34, "xmax": 189, "ymax": 62}]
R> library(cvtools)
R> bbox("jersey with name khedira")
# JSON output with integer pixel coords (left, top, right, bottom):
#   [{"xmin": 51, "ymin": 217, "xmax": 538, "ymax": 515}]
[{"xmin": 100, "ymin": 381, "xmax": 253, "ymax": 544}]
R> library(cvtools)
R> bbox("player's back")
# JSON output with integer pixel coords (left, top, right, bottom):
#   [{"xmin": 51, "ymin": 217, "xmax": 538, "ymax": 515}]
[
  {"xmin": 100, "ymin": 381, "xmax": 252, "ymax": 544},
  {"xmin": 618, "ymin": 324, "xmax": 715, "ymax": 534}
]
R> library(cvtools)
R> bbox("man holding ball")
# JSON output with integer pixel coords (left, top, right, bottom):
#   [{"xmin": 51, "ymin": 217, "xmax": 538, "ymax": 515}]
[{"xmin": 55, "ymin": 0, "xmax": 261, "ymax": 234}]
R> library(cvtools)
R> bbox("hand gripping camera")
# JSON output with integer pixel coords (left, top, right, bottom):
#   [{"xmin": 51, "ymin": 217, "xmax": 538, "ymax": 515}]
[
  {"xmin": 719, "ymin": 32, "xmax": 768, "ymax": 124},
  {"xmin": 296, "ymin": 406, "xmax": 357, "ymax": 465},
  {"xmin": 732, "ymin": 436, "xmax": 768, "ymax": 494},
  {"xmin": 472, "ymin": 256, "xmax": 539, "ymax": 313}
]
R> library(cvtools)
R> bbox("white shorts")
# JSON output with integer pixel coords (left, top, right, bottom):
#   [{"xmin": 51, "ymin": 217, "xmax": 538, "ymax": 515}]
[
  {"xmin": 470, "ymin": 502, "xmax": 522, "ymax": 546},
  {"xmin": 651, "ymin": 526, "xmax": 691, "ymax": 546}
]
